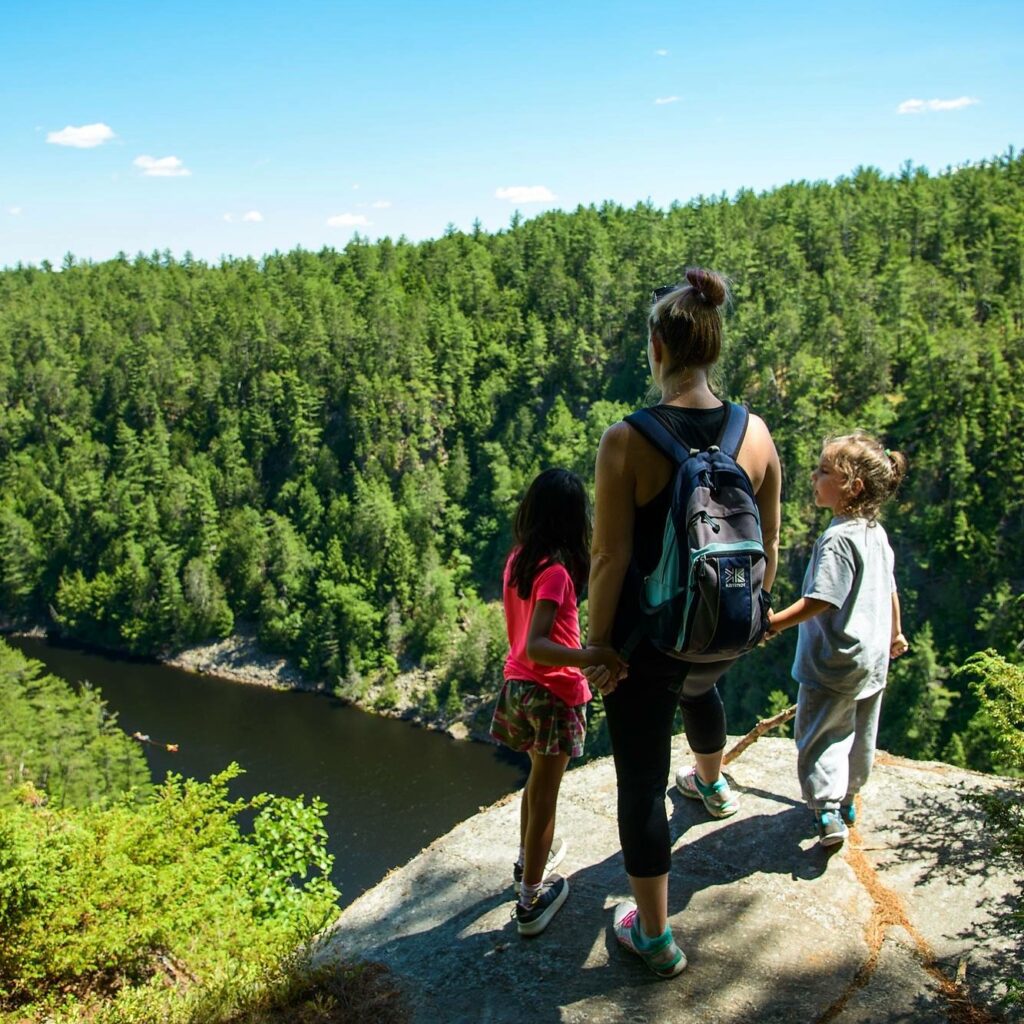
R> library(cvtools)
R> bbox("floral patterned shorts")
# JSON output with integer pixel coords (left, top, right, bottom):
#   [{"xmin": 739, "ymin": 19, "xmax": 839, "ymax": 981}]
[{"xmin": 490, "ymin": 678, "xmax": 588, "ymax": 758}]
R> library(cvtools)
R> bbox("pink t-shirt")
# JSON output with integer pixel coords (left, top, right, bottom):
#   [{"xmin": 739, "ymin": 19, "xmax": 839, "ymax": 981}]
[{"xmin": 502, "ymin": 551, "xmax": 592, "ymax": 708}]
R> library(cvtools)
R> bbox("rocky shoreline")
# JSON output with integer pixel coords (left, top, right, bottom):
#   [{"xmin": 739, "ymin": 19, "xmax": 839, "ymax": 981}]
[{"xmin": 165, "ymin": 633, "xmax": 498, "ymax": 742}]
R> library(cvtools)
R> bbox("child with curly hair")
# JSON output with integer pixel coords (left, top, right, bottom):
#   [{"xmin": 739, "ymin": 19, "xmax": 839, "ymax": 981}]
[{"xmin": 768, "ymin": 433, "xmax": 909, "ymax": 846}]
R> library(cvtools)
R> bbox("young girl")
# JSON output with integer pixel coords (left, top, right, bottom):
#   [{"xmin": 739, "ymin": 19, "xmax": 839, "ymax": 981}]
[
  {"xmin": 767, "ymin": 434, "xmax": 909, "ymax": 847},
  {"xmin": 490, "ymin": 468, "xmax": 623, "ymax": 936}
]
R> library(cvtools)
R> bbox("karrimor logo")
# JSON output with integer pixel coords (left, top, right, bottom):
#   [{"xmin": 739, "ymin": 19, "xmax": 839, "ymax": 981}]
[{"xmin": 723, "ymin": 565, "xmax": 747, "ymax": 589}]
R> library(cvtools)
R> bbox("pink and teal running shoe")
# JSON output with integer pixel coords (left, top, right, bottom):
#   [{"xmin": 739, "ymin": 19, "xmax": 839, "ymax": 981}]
[{"xmin": 613, "ymin": 902, "xmax": 687, "ymax": 979}]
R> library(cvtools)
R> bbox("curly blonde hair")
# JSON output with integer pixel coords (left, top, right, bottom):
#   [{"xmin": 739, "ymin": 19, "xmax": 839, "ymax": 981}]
[{"xmin": 823, "ymin": 433, "xmax": 908, "ymax": 521}]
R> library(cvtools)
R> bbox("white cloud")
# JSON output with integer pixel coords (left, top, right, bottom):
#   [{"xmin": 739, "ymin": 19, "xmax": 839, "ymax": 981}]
[
  {"xmin": 655, "ymin": 49, "xmax": 669, "ymax": 56},
  {"xmin": 655, "ymin": 95, "xmax": 680, "ymax": 105},
  {"xmin": 327, "ymin": 212, "xmax": 370, "ymax": 227},
  {"xmin": 242, "ymin": 210, "xmax": 263, "ymax": 222},
  {"xmin": 495, "ymin": 185, "xmax": 556, "ymax": 203},
  {"xmin": 371, "ymin": 199, "xmax": 392, "ymax": 209},
  {"xmin": 134, "ymin": 155, "xmax": 191, "ymax": 177},
  {"xmin": 8, "ymin": 206, "xmax": 22, "ymax": 216},
  {"xmin": 47, "ymin": 122, "xmax": 116, "ymax": 148},
  {"xmin": 223, "ymin": 213, "xmax": 234, "ymax": 222},
  {"xmin": 897, "ymin": 96, "xmax": 979, "ymax": 115},
  {"xmin": 352, "ymin": 183, "xmax": 361, "ymax": 190}
]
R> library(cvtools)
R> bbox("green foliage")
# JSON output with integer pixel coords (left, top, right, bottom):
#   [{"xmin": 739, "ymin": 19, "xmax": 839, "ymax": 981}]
[
  {"xmin": 877, "ymin": 625, "xmax": 953, "ymax": 760},
  {"xmin": 955, "ymin": 652, "xmax": 1024, "ymax": 1007},
  {"xmin": 0, "ymin": 765, "xmax": 339, "ymax": 1022},
  {"xmin": 764, "ymin": 690, "xmax": 795, "ymax": 738},
  {"xmin": 0, "ymin": 640, "xmax": 150, "ymax": 809},
  {"xmin": 0, "ymin": 639, "xmax": 346, "ymax": 1022},
  {"xmin": 443, "ymin": 679, "xmax": 463, "ymax": 718},
  {"xmin": 444, "ymin": 598, "xmax": 507, "ymax": 697},
  {"xmin": 954, "ymin": 651, "xmax": 1024, "ymax": 776},
  {"xmin": 241, "ymin": 792, "xmax": 336, "ymax": 917},
  {"xmin": 1, "ymin": 151, "xmax": 1023, "ymax": 770}
]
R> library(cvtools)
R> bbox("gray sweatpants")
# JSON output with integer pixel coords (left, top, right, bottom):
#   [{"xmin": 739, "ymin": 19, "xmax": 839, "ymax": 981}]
[{"xmin": 795, "ymin": 684, "xmax": 885, "ymax": 813}]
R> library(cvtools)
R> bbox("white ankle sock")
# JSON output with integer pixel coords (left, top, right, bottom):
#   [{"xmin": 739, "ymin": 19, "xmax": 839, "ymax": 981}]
[{"xmin": 519, "ymin": 880, "xmax": 542, "ymax": 907}]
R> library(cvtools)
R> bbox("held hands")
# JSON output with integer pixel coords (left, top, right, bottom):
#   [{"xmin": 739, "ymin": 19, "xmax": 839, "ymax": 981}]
[
  {"xmin": 582, "ymin": 645, "xmax": 628, "ymax": 697},
  {"xmin": 762, "ymin": 609, "xmax": 782, "ymax": 642},
  {"xmin": 890, "ymin": 632, "xmax": 909, "ymax": 659}
]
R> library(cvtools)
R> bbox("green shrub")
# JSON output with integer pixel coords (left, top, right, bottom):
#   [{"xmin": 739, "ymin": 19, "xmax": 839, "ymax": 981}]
[
  {"xmin": 960, "ymin": 651, "xmax": 1024, "ymax": 1007},
  {"xmin": 0, "ymin": 765, "xmax": 339, "ymax": 1021}
]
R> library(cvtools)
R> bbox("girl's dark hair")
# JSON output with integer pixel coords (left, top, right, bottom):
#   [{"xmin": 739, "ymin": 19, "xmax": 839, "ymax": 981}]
[
  {"xmin": 648, "ymin": 266, "xmax": 730, "ymax": 371},
  {"xmin": 508, "ymin": 468, "xmax": 591, "ymax": 600},
  {"xmin": 824, "ymin": 433, "xmax": 909, "ymax": 521}
]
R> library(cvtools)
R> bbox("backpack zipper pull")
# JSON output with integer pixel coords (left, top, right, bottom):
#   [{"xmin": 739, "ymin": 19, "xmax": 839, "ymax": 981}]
[
  {"xmin": 692, "ymin": 555, "xmax": 707, "ymax": 585},
  {"xmin": 688, "ymin": 510, "xmax": 721, "ymax": 533}
]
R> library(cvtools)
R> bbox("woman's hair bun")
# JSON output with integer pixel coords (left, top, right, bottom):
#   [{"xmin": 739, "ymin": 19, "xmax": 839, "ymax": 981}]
[{"xmin": 685, "ymin": 267, "xmax": 727, "ymax": 307}]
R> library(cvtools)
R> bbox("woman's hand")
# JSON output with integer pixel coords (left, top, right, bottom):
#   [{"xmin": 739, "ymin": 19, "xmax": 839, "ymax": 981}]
[{"xmin": 582, "ymin": 645, "xmax": 627, "ymax": 696}]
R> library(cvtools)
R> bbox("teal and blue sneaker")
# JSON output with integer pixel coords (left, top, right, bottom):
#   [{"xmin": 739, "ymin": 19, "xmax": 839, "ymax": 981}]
[
  {"xmin": 675, "ymin": 766, "xmax": 739, "ymax": 819},
  {"xmin": 613, "ymin": 902, "xmax": 687, "ymax": 979},
  {"xmin": 839, "ymin": 803, "xmax": 856, "ymax": 827},
  {"xmin": 817, "ymin": 810, "xmax": 849, "ymax": 847}
]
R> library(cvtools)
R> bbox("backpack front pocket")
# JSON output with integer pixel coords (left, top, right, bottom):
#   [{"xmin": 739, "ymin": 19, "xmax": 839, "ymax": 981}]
[{"xmin": 681, "ymin": 544, "xmax": 766, "ymax": 656}]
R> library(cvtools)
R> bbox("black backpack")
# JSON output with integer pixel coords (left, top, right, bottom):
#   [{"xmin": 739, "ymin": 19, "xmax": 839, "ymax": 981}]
[{"xmin": 620, "ymin": 403, "xmax": 771, "ymax": 662}]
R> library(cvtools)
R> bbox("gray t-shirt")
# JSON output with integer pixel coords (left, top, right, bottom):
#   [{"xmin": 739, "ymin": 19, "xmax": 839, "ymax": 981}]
[{"xmin": 792, "ymin": 516, "xmax": 896, "ymax": 698}]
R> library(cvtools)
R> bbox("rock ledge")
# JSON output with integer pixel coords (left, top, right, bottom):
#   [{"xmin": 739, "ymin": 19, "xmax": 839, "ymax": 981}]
[{"xmin": 319, "ymin": 736, "xmax": 1021, "ymax": 1024}]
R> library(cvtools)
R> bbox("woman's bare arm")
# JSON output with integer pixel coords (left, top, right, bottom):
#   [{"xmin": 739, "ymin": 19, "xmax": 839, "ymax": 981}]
[
  {"xmin": 586, "ymin": 422, "xmax": 636, "ymax": 648},
  {"xmin": 746, "ymin": 414, "xmax": 781, "ymax": 592}
]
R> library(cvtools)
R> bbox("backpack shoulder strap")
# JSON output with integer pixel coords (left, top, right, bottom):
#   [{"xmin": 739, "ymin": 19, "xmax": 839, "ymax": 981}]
[
  {"xmin": 623, "ymin": 408, "xmax": 691, "ymax": 465},
  {"xmin": 715, "ymin": 402, "xmax": 750, "ymax": 459}
]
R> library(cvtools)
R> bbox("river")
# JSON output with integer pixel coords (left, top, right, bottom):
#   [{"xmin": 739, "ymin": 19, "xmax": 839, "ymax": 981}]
[{"xmin": 9, "ymin": 637, "xmax": 527, "ymax": 907}]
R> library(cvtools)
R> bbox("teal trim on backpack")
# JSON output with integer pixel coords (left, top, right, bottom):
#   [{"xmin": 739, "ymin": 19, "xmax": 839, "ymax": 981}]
[
  {"xmin": 642, "ymin": 517, "xmax": 682, "ymax": 607},
  {"xmin": 688, "ymin": 540, "xmax": 766, "ymax": 560}
]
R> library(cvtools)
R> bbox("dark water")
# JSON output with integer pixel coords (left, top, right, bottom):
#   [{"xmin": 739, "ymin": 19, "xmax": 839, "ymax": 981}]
[{"xmin": 9, "ymin": 637, "xmax": 527, "ymax": 906}]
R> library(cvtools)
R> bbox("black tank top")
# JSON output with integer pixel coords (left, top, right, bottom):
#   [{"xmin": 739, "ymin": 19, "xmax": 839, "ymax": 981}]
[
  {"xmin": 611, "ymin": 403, "xmax": 729, "ymax": 652},
  {"xmin": 632, "ymin": 404, "xmax": 728, "ymax": 573}
]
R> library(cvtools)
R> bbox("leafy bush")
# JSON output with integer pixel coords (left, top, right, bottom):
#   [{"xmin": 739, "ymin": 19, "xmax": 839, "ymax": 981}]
[
  {"xmin": 0, "ymin": 765, "xmax": 340, "ymax": 1021},
  {"xmin": 960, "ymin": 652, "xmax": 1024, "ymax": 1007},
  {"xmin": 943, "ymin": 650, "xmax": 1024, "ymax": 776}
]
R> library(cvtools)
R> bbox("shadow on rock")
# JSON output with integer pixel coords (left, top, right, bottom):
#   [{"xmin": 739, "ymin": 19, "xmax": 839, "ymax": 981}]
[
  {"xmin": 326, "ymin": 847, "xmax": 890, "ymax": 1024},
  {"xmin": 668, "ymin": 791, "xmax": 832, "ymax": 888}
]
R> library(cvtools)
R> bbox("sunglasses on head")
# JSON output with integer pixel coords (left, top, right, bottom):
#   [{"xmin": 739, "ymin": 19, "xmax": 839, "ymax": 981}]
[{"xmin": 651, "ymin": 284, "xmax": 680, "ymax": 303}]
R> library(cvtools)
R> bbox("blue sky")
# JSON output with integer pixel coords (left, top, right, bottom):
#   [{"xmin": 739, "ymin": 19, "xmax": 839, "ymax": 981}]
[{"xmin": 2, "ymin": 0, "xmax": 1021, "ymax": 268}]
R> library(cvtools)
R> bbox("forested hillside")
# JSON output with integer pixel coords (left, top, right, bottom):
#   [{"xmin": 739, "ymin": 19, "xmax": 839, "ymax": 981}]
[{"xmin": 1, "ymin": 153, "xmax": 1021, "ymax": 770}]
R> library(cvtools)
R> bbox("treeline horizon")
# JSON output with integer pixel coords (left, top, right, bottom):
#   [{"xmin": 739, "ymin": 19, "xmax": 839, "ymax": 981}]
[{"xmin": 1, "ymin": 150, "xmax": 1022, "ymax": 771}]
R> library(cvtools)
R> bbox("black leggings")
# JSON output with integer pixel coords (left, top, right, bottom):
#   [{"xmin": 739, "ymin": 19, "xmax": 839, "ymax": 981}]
[{"xmin": 603, "ymin": 646, "xmax": 733, "ymax": 877}]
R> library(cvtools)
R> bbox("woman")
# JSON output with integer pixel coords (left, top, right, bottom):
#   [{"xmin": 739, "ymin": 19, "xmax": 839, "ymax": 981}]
[{"xmin": 586, "ymin": 267, "xmax": 781, "ymax": 978}]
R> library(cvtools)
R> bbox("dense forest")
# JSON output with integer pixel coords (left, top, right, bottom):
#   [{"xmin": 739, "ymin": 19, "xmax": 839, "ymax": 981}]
[{"xmin": 1, "ymin": 152, "xmax": 1022, "ymax": 771}]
